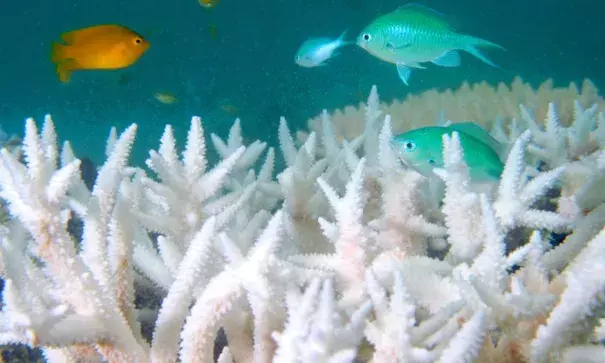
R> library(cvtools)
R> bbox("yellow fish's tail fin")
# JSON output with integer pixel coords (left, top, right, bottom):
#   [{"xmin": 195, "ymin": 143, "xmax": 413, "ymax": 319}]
[{"xmin": 56, "ymin": 59, "xmax": 75, "ymax": 83}]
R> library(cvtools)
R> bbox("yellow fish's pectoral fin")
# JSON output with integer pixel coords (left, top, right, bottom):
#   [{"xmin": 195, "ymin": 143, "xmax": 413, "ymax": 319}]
[
  {"xmin": 60, "ymin": 24, "xmax": 123, "ymax": 44},
  {"xmin": 56, "ymin": 59, "xmax": 76, "ymax": 83}
]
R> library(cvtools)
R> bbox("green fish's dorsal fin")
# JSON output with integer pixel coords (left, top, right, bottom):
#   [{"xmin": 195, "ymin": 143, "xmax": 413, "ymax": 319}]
[
  {"xmin": 447, "ymin": 122, "xmax": 506, "ymax": 159},
  {"xmin": 394, "ymin": 3, "xmax": 456, "ymax": 30},
  {"xmin": 397, "ymin": 3, "xmax": 446, "ymax": 16}
]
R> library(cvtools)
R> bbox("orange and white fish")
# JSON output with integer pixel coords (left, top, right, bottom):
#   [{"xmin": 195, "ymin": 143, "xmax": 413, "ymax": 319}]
[{"xmin": 51, "ymin": 24, "xmax": 150, "ymax": 83}]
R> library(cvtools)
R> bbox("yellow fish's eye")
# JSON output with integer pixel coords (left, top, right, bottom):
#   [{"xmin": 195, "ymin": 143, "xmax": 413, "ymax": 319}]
[
  {"xmin": 362, "ymin": 33, "xmax": 372, "ymax": 42},
  {"xmin": 403, "ymin": 140, "xmax": 416, "ymax": 152},
  {"xmin": 133, "ymin": 37, "xmax": 142, "ymax": 45}
]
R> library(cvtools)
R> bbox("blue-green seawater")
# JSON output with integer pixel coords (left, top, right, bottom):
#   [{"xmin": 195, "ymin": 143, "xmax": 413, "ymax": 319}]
[{"xmin": 0, "ymin": 0, "xmax": 600, "ymax": 167}]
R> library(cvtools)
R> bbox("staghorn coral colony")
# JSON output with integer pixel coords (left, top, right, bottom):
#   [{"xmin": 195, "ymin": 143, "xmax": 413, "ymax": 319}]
[
  {"xmin": 306, "ymin": 77, "xmax": 604, "ymax": 142},
  {"xmin": 0, "ymin": 79, "xmax": 604, "ymax": 363}
]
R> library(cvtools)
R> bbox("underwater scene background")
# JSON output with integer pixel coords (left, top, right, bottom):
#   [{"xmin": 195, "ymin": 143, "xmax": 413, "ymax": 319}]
[{"xmin": 0, "ymin": 0, "xmax": 601, "ymax": 166}]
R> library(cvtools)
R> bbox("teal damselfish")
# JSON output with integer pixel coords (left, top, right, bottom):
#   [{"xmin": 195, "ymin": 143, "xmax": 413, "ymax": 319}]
[
  {"xmin": 356, "ymin": 4, "xmax": 504, "ymax": 85},
  {"xmin": 391, "ymin": 122, "xmax": 505, "ymax": 182}
]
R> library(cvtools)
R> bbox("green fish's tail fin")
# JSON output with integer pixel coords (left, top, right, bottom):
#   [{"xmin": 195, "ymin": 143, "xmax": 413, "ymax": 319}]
[{"xmin": 462, "ymin": 36, "xmax": 505, "ymax": 69}]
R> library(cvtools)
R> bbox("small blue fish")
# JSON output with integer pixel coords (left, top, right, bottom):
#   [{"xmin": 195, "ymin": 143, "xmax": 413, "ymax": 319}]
[{"xmin": 295, "ymin": 30, "xmax": 349, "ymax": 68}]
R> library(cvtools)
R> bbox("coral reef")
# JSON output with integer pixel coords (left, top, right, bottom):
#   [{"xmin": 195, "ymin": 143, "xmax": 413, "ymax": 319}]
[
  {"xmin": 0, "ymin": 126, "xmax": 21, "ymax": 227},
  {"xmin": 0, "ymin": 85, "xmax": 604, "ymax": 363},
  {"xmin": 307, "ymin": 77, "xmax": 604, "ymax": 142}
]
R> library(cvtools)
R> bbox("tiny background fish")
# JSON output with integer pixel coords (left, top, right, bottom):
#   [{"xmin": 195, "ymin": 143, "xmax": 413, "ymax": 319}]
[{"xmin": 295, "ymin": 30, "xmax": 349, "ymax": 68}]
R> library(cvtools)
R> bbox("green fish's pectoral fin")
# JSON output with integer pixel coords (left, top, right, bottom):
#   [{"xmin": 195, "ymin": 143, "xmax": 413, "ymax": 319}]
[
  {"xmin": 448, "ymin": 122, "xmax": 506, "ymax": 160},
  {"xmin": 386, "ymin": 41, "xmax": 412, "ymax": 53},
  {"xmin": 396, "ymin": 63, "xmax": 412, "ymax": 85},
  {"xmin": 407, "ymin": 62, "xmax": 426, "ymax": 69},
  {"xmin": 431, "ymin": 50, "xmax": 461, "ymax": 67}
]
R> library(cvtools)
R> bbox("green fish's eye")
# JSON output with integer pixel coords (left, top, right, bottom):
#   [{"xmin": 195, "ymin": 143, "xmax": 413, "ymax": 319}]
[
  {"xmin": 362, "ymin": 33, "xmax": 372, "ymax": 43},
  {"xmin": 403, "ymin": 140, "xmax": 416, "ymax": 152},
  {"xmin": 428, "ymin": 159, "xmax": 436, "ymax": 165}
]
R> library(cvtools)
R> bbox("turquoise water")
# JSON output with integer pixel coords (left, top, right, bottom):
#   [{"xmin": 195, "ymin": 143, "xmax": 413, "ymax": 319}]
[{"xmin": 0, "ymin": 0, "xmax": 600, "ymax": 166}]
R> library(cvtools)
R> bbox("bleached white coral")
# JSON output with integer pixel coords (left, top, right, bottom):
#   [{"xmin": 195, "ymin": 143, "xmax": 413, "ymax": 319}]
[{"xmin": 0, "ymin": 84, "xmax": 604, "ymax": 363}]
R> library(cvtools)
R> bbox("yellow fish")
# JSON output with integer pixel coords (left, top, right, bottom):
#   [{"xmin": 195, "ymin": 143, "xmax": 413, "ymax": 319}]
[
  {"xmin": 220, "ymin": 102, "xmax": 239, "ymax": 116},
  {"xmin": 51, "ymin": 24, "xmax": 150, "ymax": 83},
  {"xmin": 199, "ymin": 0, "xmax": 220, "ymax": 8},
  {"xmin": 154, "ymin": 92, "xmax": 178, "ymax": 104}
]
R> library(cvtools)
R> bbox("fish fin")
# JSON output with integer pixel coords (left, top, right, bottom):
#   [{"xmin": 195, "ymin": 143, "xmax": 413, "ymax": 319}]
[
  {"xmin": 407, "ymin": 62, "xmax": 426, "ymax": 69},
  {"xmin": 56, "ymin": 59, "xmax": 75, "ymax": 83},
  {"xmin": 447, "ymin": 122, "xmax": 506, "ymax": 159},
  {"xmin": 431, "ymin": 50, "xmax": 461, "ymax": 67},
  {"xmin": 395, "ymin": 3, "xmax": 458, "ymax": 30},
  {"xmin": 335, "ymin": 29, "xmax": 356, "ymax": 47},
  {"xmin": 485, "ymin": 166, "xmax": 503, "ymax": 181},
  {"xmin": 51, "ymin": 42, "xmax": 66, "ymax": 63},
  {"xmin": 435, "ymin": 110, "xmax": 448, "ymax": 126},
  {"xmin": 462, "ymin": 36, "xmax": 505, "ymax": 68},
  {"xmin": 337, "ymin": 29, "xmax": 348, "ymax": 44},
  {"xmin": 397, "ymin": 3, "xmax": 446, "ymax": 16},
  {"xmin": 60, "ymin": 24, "xmax": 124, "ymax": 44},
  {"xmin": 467, "ymin": 35, "xmax": 505, "ymax": 51},
  {"xmin": 396, "ymin": 63, "xmax": 412, "ymax": 85},
  {"xmin": 386, "ymin": 41, "xmax": 412, "ymax": 52},
  {"xmin": 463, "ymin": 44, "xmax": 501, "ymax": 69}
]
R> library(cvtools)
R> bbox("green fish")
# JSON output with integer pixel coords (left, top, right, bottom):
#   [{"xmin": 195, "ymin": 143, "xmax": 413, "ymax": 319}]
[
  {"xmin": 391, "ymin": 122, "xmax": 504, "ymax": 182},
  {"xmin": 356, "ymin": 4, "xmax": 504, "ymax": 85}
]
